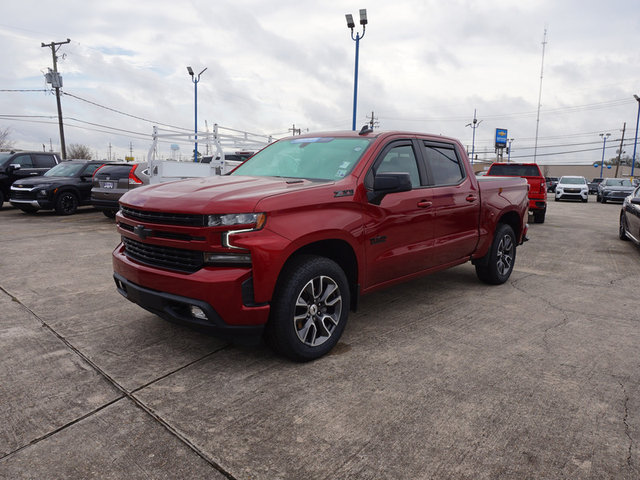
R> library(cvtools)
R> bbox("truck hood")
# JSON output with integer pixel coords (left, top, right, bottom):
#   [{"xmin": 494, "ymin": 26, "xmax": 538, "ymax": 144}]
[{"xmin": 119, "ymin": 175, "xmax": 329, "ymax": 214}]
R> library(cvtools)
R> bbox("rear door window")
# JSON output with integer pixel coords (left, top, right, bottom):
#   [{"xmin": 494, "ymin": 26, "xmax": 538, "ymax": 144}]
[
  {"xmin": 33, "ymin": 154, "xmax": 57, "ymax": 168},
  {"xmin": 422, "ymin": 142, "xmax": 464, "ymax": 186}
]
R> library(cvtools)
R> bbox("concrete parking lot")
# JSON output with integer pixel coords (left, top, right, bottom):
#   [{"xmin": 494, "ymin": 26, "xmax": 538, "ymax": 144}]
[{"xmin": 1, "ymin": 199, "xmax": 639, "ymax": 479}]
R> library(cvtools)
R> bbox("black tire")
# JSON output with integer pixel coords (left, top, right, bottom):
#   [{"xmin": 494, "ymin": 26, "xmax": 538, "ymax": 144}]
[
  {"xmin": 597, "ymin": 195, "xmax": 601, "ymax": 202},
  {"xmin": 55, "ymin": 191, "xmax": 78, "ymax": 215},
  {"xmin": 102, "ymin": 209, "xmax": 117, "ymax": 219},
  {"xmin": 533, "ymin": 210, "xmax": 546, "ymax": 224},
  {"xmin": 0, "ymin": 189, "xmax": 4, "ymax": 209},
  {"xmin": 620, "ymin": 214, "xmax": 629, "ymax": 241},
  {"xmin": 265, "ymin": 255, "xmax": 350, "ymax": 362},
  {"xmin": 582, "ymin": 197, "xmax": 588, "ymax": 203},
  {"xmin": 18, "ymin": 206, "xmax": 38, "ymax": 214},
  {"xmin": 601, "ymin": 198, "xmax": 607, "ymax": 204},
  {"xmin": 475, "ymin": 223, "xmax": 517, "ymax": 285}
]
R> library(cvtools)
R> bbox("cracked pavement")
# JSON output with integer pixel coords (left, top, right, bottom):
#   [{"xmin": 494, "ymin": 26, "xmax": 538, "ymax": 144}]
[{"xmin": 0, "ymin": 199, "xmax": 639, "ymax": 479}]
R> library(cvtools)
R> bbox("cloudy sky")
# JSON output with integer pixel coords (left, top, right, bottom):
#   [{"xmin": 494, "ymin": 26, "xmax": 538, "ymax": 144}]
[{"xmin": 1, "ymin": 0, "xmax": 639, "ymax": 165}]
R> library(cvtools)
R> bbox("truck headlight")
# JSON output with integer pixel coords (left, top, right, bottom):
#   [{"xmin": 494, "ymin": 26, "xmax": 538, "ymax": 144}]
[{"xmin": 207, "ymin": 213, "xmax": 266, "ymax": 229}]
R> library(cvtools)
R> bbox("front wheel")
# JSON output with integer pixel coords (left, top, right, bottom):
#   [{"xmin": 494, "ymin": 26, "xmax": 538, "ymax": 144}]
[
  {"xmin": 55, "ymin": 192, "xmax": 78, "ymax": 215},
  {"xmin": 102, "ymin": 209, "xmax": 117, "ymax": 219},
  {"xmin": 265, "ymin": 255, "xmax": 350, "ymax": 362},
  {"xmin": 475, "ymin": 223, "xmax": 517, "ymax": 285},
  {"xmin": 620, "ymin": 214, "xmax": 629, "ymax": 241}
]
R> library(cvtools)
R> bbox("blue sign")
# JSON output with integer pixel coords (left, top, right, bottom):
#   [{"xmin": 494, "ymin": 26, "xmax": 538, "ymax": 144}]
[{"xmin": 495, "ymin": 128, "xmax": 508, "ymax": 148}]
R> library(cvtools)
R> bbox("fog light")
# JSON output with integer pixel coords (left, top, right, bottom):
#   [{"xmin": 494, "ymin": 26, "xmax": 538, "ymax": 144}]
[{"xmin": 190, "ymin": 306, "xmax": 207, "ymax": 320}]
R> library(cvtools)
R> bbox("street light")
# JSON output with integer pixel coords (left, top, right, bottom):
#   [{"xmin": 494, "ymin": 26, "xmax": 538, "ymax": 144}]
[
  {"xmin": 631, "ymin": 94, "xmax": 640, "ymax": 178},
  {"xmin": 465, "ymin": 109, "xmax": 482, "ymax": 164},
  {"xmin": 599, "ymin": 132, "xmax": 611, "ymax": 178},
  {"xmin": 187, "ymin": 66, "xmax": 207, "ymax": 162},
  {"xmin": 346, "ymin": 8, "xmax": 367, "ymax": 131},
  {"xmin": 508, "ymin": 138, "xmax": 514, "ymax": 162}
]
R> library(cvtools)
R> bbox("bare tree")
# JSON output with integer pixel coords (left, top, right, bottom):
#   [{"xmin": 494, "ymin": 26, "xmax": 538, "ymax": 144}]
[
  {"xmin": 0, "ymin": 127, "xmax": 14, "ymax": 151},
  {"xmin": 67, "ymin": 143, "xmax": 92, "ymax": 159}
]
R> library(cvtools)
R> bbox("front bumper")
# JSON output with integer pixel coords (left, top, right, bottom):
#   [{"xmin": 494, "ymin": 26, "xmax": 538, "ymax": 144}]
[
  {"xmin": 556, "ymin": 189, "xmax": 588, "ymax": 200},
  {"xmin": 601, "ymin": 191, "xmax": 632, "ymax": 202},
  {"xmin": 112, "ymin": 243, "xmax": 270, "ymax": 340}
]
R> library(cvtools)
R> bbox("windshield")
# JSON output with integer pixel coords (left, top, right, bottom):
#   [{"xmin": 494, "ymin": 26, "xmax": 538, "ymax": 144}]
[
  {"xmin": 559, "ymin": 177, "xmax": 586, "ymax": 185},
  {"xmin": 231, "ymin": 137, "xmax": 373, "ymax": 181},
  {"xmin": 44, "ymin": 162, "xmax": 85, "ymax": 177},
  {"xmin": 603, "ymin": 178, "xmax": 632, "ymax": 187}
]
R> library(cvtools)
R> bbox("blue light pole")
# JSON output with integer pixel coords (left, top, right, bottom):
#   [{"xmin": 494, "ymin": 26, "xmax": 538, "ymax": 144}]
[
  {"xmin": 187, "ymin": 66, "xmax": 207, "ymax": 162},
  {"xmin": 631, "ymin": 94, "xmax": 640, "ymax": 178},
  {"xmin": 599, "ymin": 132, "xmax": 610, "ymax": 178},
  {"xmin": 346, "ymin": 9, "xmax": 367, "ymax": 131}
]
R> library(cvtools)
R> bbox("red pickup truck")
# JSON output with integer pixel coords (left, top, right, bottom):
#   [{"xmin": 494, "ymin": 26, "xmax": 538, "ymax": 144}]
[
  {"xmin": 486, "ymin": 162, "xmax": 547, "ymax": 223},
  {"xmin": 113, "ymin": 130, "xmax": 529, "ymax": 361}
]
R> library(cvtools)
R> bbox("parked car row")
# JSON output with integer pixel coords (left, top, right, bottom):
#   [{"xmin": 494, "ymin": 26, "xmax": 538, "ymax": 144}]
[{"xmin": 2, "ymin": 155, "xmax": 150, "ymax": 216}]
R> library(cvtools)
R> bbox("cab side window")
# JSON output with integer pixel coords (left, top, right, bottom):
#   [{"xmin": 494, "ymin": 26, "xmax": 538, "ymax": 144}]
[
  {"xmin": 372, "ymin": 145, "xmax": 421, "ymax": 188},
  {"xmin": 423, "ymin": 144, "xmax": 464, "ymax": 186},
  {"xmin": 12, "ymin": 154, "xmax": 34, "ymax": 168}
]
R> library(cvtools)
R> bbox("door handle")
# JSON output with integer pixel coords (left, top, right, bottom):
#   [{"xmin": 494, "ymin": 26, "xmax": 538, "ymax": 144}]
[
  {"xmin": 417, "ymin": 200, "xmax": 432, "ymax": 208},
  {"xmin": 466, "ymin": 195, "xmax": 477, "ymax": 202},
  {"xmin": 30, "ymin": 172, "xmax": 39, "ymax": 175}
]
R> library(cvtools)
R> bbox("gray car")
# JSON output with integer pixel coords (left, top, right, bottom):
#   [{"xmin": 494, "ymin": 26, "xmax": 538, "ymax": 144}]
[
  {"xmin": 596, "ymin": 178, "xmax": 635, "ymax": 203},
  {"xmin": 91, "ymin": 162, "xmax": 149, "ymax": 218}
]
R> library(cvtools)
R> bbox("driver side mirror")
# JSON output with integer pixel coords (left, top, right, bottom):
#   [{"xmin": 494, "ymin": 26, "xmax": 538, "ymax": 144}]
[
  {"xmin": 368, "ymin": 172, "xmax": 412, "ymax": 205},
  {"xmin": 7, "ymin": 163, "xmax": 21, "ymax": 173}
]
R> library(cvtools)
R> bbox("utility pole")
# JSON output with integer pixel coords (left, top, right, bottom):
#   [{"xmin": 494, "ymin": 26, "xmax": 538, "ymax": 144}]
[
  {"xmin": 108, "ymin": 142, "xmax": 112, "ymax": 162},
  {"xmin": 289, "ymin": 124, "xmax": 301, "ymax": 136},
  {"xmin": 614, "ymin": 122, "xmax": 626, "ymax": 178},
  {"xmin": 366, "ymin": 111, "xmax": 379, "ymax": 129},
  {"xmin": 41, "ymin": 39, "xmax": 70, "ymax": 160}
]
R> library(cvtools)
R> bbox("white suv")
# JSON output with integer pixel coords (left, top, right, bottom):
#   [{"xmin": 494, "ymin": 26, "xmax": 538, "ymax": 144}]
[{"xmin": 555, "ymin": 176, "xmax": 588, "ymax": 202}]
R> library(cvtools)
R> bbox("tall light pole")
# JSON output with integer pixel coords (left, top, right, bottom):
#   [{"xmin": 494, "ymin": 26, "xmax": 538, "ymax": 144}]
[
  {"xmin": 599, "ymin": 132, "xmax": 611, "ymax": 178},
  {"xmin": 508, "ymin": 138, "xmax": 514, "ymax": 162},
  {"xmin": 187, "ymin": 66, "xmax": 207, "ymax": 162},
  {"xmin": 346, "ymin": 9, "xmax": 367, "ymax": 131},
  {"xmin": 632, "ymin": 94, "xmax": 640, "ymax": 178},
  {"xmin": 465, "ymin": 109, "xmax": 482, "ymax": 164}
]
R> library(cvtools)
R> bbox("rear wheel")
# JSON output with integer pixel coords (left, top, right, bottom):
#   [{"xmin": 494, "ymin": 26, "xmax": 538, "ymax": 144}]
[
  {"xmin": 533, "ymin": 210, "xmax": 546, "ymax": 223},
  {"xmin": 475, "ymin": 223, "xmax": 517, "ymax": 285},
  {"xmin": 55, "ymin": 192, "xmax": 78, "ymax": 215},
  {"xmin": 0, "ymin": 190, "xmax": 4, "ymax": 208},
  {"xmin": 265, "ymin": 255, "xmax": 350, "ymax": 362}
]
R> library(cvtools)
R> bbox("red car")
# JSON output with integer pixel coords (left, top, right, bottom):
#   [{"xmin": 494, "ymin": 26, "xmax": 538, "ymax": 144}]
[
  {"xmin": 113, "ymin": 130, "xmax": 529, "ymax": 361},
  {"xmin": 486, "ymin": 163, "xmax": 547, "ymax": 223}
]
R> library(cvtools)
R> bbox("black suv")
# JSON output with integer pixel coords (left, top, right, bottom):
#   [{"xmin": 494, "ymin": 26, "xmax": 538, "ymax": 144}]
[
  {"xmin": 10, "ymin": 160, "xmax": 105, "ymax": 215},
  {"xmin": 0, "ymin": 151, "xmax": 61, "ymax": 208}
]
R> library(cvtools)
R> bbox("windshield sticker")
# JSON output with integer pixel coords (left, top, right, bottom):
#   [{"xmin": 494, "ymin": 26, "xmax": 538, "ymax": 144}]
[
  {"xmin": 336, "ymin": 169, "xmax": 347, "ymax": 178},
  {"xmin": 339, "ymin": 161, "xmax": 351, "ymax": 169},
  {"xmin": 290, "ymin": 137, "xmax": 334, "ymax": 144}
]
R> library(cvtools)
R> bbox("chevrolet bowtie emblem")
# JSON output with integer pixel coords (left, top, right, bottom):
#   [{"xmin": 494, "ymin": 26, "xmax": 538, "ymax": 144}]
[{"xmin": 133, "ymin": 225, "xmax": 153, "ymax": 240}]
